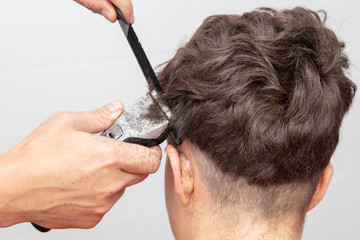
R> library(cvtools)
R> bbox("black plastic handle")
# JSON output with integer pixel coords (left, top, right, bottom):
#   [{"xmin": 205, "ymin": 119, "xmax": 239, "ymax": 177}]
[{"xmin": 31, "ymin": 222, "xmax": 51, "ymax": 232}]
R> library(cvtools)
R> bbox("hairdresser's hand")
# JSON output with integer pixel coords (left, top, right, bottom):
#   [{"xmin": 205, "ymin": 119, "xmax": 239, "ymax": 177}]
[
  {"xmin": 0, "ymin": 101, "xmax": 161, "ymax": 229},
  {"xmin": 74, "ymin": 0, "xmax": 134, "ymax": 23}
]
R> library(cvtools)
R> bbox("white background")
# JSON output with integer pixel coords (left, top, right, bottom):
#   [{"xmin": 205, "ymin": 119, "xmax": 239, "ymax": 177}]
[{"xmin": 0, "ymin": 0, "xmax": 359, "ymax": 239}]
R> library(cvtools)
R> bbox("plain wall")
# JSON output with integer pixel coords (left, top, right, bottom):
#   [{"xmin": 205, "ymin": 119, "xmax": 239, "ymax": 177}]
[{"xmin": 0, "ymin": 0, "xmax": 359, "ymax": 239}]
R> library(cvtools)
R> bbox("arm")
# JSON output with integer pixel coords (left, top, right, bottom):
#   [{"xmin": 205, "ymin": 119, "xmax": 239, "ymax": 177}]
[
  {"xmin": 74, "ymin": 0, "xmax": 134, "ymax": 23},
  {"xmin": 0, "ymin": 101, "xmax": 161, "ymax": 229}
]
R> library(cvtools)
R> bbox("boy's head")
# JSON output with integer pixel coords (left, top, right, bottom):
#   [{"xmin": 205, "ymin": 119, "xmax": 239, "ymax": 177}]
[{"xmin": 155, "ymin": 7, "xmax": 355, "ymax": 239}]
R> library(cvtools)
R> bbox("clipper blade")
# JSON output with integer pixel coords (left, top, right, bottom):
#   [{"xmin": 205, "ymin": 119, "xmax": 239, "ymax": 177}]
[{"xmin": 101, "ymin": 90, "xmax": 171, "ymax": 147}]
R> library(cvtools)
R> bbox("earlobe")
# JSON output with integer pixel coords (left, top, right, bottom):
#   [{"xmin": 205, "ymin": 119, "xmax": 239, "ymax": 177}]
[
  {"xmin": 166, "ymin": 145, "xmax": 194, "ymax": 206},
  {"xmin": 307, "ymin": 162, "xmax": 334, "ymax": 212}
]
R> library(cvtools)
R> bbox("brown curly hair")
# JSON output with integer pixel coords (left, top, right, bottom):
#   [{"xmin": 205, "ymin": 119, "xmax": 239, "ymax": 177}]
[{"xmin": 155, "ymin": 7, "xmax": 356, "ymax": 217}]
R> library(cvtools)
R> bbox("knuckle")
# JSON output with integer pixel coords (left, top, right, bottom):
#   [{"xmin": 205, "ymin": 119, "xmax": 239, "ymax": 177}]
[
  {"xmin": 147, "ymin": 147, "xmax": 161, "ymax": 173},
  {"xmin": 93, "ymin": 205, "xmax": 110, "ymax": 219},
  {"xmin": 117, "ymin": 188, "xmax": 126, "ymax": 198},
  {"xmin": 116, "ymin": 0, "xmax": 133, "ymax": 12},
  {"xmin": 129, "ymin": 144, "xmax": 161, "ymax": 173},
  {"xmin": 137, "ymin": 147, "xmax": 153, "ymax": 173},
  {"xmin": 83, "ymin": 220, "xmax": 100, "ymax": 229},
  {"xmin": 94, "ymin": 207, "xmax": 106, "ymax": 217},
  {"xmin": 100, "ymin": 186, "xmax": 116, "ymax": 200},
  {"xmin": 109, "ymin": 142, "xmax": 161, "ymax": 174},
  {"xmin": 123, "ymin": 0, "xmax": 133, "ymax": 11},
  {"xmin": 49, "ymin": 111, "xmax": 72, "ymax": 124},
  {"xmin": 84, "ymin": 0, "xmax": 101, "ymax": 14},
  {"xmin": 93, "ymin": 108, "xmax": 113, "ymax": 125},
  {"xmin": 96, "ymin": 137, "xmax": 113, "ymax": 156},
  {"xmin": 127, "ymin": 174, "xmax": 147, "ymax": 187}
]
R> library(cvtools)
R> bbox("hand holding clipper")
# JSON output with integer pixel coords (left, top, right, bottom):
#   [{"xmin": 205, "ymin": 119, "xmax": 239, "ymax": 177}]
[{"xmin": 32, "ymin": 5, "xmax": 179, "ymax": 233}]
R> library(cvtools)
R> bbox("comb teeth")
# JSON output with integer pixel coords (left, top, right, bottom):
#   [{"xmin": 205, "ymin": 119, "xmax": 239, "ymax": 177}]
[
  {"xmin": 126, "ymin": 25, "xmax": 164, "ymax": 93},
  {"xmin": 122, "ymin": 23, "xmax": 182, "ymax": 145}
]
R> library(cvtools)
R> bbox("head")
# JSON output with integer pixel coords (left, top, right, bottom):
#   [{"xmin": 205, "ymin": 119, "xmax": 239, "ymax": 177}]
[{"xmin": 154, "ymin": 7, "xmax": 356, "ymax": 239}]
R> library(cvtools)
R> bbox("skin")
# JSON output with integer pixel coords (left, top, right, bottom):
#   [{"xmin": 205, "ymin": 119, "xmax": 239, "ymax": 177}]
[
  {"xmin": 0, "ymin": 100, "xmax": 162, "ymax": 229},
  {"xmin": 74, "ymin": 0, "xmax": 134, "ymax": 23},
  {"xmin": 164, "ymin": 140, "xmax": 333, "ymax": 240}
]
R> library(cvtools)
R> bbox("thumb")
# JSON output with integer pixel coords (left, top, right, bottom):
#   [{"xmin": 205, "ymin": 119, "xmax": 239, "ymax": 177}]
[
  {"xmin": 73, "ymin": 100, "xmax": 123, "ymax": 133},
  {"xmin": 111, "ymin": 0, "xmax": 134, "ymax": 23}
]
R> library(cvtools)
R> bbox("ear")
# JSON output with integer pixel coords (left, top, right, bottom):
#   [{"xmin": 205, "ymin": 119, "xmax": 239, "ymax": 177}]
[
  {"xmin": 307, "ymin": 162, "xmax": 334, "ymax": 212},
  {"xmin": 165, "ymin": 145, "xmax": 194, "ymax": 206}
]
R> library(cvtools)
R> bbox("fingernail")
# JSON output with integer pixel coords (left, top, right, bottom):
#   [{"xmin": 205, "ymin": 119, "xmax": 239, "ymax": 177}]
[
  {"xmin": 101, "ymin": 10, "xmax": 111, "ymax": 21},
  {"xmin": 130, "ymin": 14, "xmax": 135, "ymax": 24},
  {"xmin": 105, "ymin": 101, "xmax": 123, "ymax": 113}
]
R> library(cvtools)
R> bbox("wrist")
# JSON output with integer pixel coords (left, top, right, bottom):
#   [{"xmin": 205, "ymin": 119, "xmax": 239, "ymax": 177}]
[{"xmin": 0, "ymin": 150, "xmax": 28, "ymax": 227}]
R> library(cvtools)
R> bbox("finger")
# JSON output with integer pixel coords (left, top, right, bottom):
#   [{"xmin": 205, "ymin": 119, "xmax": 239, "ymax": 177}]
[
  {"xmin": 105, "ymin": 173, "xmax": 147, "ymax": 211},
  {"xmin": 111, "ymin": 0, "xmax": 134, "ymax": 24},
  {"xmin": 110, "ymin": 173, "xmax": 147, "ymax": 200},
  {"xmin": 123, "ymin": 173, "xmax": 148, "ymax": 188},
  {"xmin": 108, "ymin": 141, "xmax": 162, "ymax": 174},
  {"xmin": 74, "ymin": 0, "xmax": 117, "ymax": 22},
  {"xmin": 73, "ymin": 100, "xmax": 123, "ymax": 133}
]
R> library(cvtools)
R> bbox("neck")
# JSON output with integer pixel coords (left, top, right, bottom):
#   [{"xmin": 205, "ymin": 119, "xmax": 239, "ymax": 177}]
[{"xmin": 181, "ymin": 206, "xmax": 304, "ymax": 240}]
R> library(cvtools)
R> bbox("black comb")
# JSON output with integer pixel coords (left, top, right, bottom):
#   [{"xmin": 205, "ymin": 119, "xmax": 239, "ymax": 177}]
[
  {"xmin": 114, "ymin": 6, "xmax": 164, "ymax": 93},
  {"xmin": 114, "ymin": 5, "xmax": 180, "ymax": 144}
]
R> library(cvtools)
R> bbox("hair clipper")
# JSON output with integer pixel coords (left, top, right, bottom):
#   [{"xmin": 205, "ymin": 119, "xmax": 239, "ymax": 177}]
[
  {"xmin": 101, "ymin": 90, "xmax": 173, "ymax": 147},
  {"xmin": 100, "ymin": 5, "xmax": 180, "ymax": 146}
]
